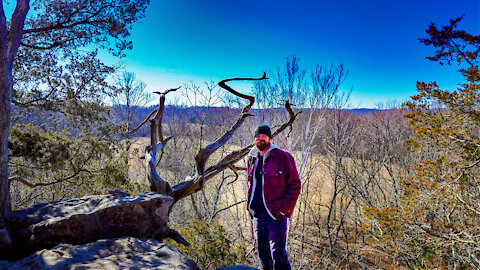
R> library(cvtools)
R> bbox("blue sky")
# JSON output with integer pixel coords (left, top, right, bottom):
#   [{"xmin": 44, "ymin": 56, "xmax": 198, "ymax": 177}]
[
  {"xmin": 6, "ymin": 0, "xmax": 480, "ymax": 108},
  {"xmin": 106, "ymin": 0, "xmax": 479, "ymax": 108}
]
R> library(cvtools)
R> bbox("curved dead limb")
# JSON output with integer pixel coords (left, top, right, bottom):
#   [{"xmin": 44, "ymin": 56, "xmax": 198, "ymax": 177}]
[
  {"xmin": 195, "ymin": 72, "xmax": 267, "ymax": 174},
  {"xmin": 202, "ymin": 100, "xmax": 299, "ymax": 181},
  {"xmin": 170, "ymin": 100, "xmax": 299, "ymax": 202},
  {"xmin": 217, "ymin": 72, "xmax": 266, "ymax": 112},
  {"xmin": 229, "ymin": 164, "xmax": 247, "ymax": 171},
  {"xmin": 129, "ymin": 108, "xmax": 157, "ymax": 134},
  {"xmin": 146, "ymin": 87, "xmax": 180, "ymax": 194},
  {"xmin": 272, "ymin": 100, "xmax": 301, "ymax": 138},
  {"xmin": 169, "ymin": 73, "xmax": 266, "ymax": 202},
  {"xmin": 194, "ymin": 111, "xmax": 254, "ymax": 176},
  {"xmin": 227, "ymin": 165, "xmax": 245, "ymax": 183},
  {"xmin": 203, "ymin": 146, "xmax": 252, "ymax": 181},
  {"xmin": 211, "ymin": 200, "xmax": 246, "ymax": 220}
]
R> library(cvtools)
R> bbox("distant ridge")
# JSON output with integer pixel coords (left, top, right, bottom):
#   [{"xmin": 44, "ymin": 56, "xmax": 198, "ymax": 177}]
[
  {"xmin": 345, "ymin": 108, "xmax": 378, "ymax": 114},
  {"xmin": 110, "ymin": 105, "xmax": 381, "ymax": 118}
]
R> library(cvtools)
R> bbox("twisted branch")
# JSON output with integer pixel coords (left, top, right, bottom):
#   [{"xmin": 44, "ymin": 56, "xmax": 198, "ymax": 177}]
[{"xmin": 169, "ymin": 73, "xmax": 266, "ymax": 202}]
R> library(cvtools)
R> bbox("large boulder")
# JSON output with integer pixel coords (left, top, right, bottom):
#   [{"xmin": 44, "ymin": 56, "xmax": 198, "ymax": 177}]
[
  {"xmin": 6, "ymin": 192, "xmax": 174, "ymax": 259},
  {"xmin": 0, "ymin": 236, "xmax": 199, "ymax": 269}
]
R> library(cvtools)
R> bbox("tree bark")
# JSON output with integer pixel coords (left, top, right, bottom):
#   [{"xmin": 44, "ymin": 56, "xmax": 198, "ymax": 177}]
[
  {"xmin": 146, "ymin": 87, "xmax": 179, "ymax": 195},
  {"xmin": 0, "ymin": 0, "xmax": 30, "ymax": 251}
]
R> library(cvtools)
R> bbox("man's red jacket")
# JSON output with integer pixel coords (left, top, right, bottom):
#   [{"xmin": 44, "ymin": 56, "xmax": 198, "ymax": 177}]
[{"xmin": 247, "ymin": 144, "xmax": 301, "ymax": 219}]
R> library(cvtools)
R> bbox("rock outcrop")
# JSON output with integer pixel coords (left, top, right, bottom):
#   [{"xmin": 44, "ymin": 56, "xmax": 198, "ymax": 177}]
[
  {"xmin": 6, "ymin": 192, "xmax": 174, "ymax": 259},
  {"xmin": 0, "ymin": 236, "xmax": 199, "ymax": 269}
]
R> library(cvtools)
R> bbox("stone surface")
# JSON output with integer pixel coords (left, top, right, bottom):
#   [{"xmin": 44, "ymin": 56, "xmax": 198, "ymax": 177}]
[
  {"xmin": 6, "ymin": 192, "xmax": 174, "ymax": 259},
  {"xmin": 0, "ymin": 236, "xmax": 199, "ymax": 269}
]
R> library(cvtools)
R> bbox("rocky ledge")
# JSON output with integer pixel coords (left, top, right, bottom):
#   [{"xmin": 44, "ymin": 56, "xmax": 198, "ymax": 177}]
[
  {"xmin": 0, "ymin": 237, "xmax": 199, "ymax": 269},
  {"xmin": 6, "ymin": 192, "xmax": 174, "ymax": 259}
]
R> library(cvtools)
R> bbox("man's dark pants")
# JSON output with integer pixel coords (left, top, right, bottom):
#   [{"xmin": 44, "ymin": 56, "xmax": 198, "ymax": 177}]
[{"xmin": 252, "ymin": 212, "xmax": 291, "ymax": 270}]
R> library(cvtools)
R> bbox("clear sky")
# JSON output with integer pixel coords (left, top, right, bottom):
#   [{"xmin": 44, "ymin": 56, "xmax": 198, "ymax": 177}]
[
  {"xmin": 7, "ymin": 0, "xmax": 480, "ymax": 108},
  {"xmin": 101, "ymin": 0, "xmax": 479, "ymax": 108}
]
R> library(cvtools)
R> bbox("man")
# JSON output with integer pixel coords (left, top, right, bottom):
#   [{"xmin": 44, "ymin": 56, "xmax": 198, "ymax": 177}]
[{"xmin": 247, "ymin": 124, "xmax": 301, "ymax": 270}]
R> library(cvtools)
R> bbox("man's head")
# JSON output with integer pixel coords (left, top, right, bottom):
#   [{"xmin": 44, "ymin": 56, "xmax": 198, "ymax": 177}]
[{"xmin": 254, "ymin": 124, "xmax": 272, "ymax": 151}]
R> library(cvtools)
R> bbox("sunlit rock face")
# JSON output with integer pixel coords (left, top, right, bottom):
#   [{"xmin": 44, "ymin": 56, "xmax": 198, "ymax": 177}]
[
  {"xmin": 0, "ymin": 237, "xmax": 199, "ymax": 269},
  {"xmin": 5, "ymin": 192, "xmax": 174, "ymax": 259}
]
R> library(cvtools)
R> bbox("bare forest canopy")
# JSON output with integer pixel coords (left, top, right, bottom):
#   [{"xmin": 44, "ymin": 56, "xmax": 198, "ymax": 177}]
[{"xmin": 12, "ymin": 103, "xmax": 381, "ymax": 138}]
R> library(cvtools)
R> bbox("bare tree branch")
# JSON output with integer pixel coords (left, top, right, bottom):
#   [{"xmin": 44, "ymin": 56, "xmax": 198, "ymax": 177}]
[
  {"xmin": 218, "ymin": 72, "xmax": 266, "ymax": 108},
  {"xmin": 169, "ymin": 73, "xmax": 267, "ymax": 201},
  {"xmin": 22, "ymin": 4, "xmax": 111, "ymax": 34},
  {"xmin": 9, "ymin": 174, "xmax": 78, "ymax": 188},
  {"xmin": 211, "ymin": 200, "xmax": 246, "ymax": 220},
  {"xmin": 129, "ymin": 108, "xmax": 158, "ymax": 134},
  {"xmin": 170, "ymin": 99, "xmax": 299, "ymax": 202},
  {"xmin": 152, "ymin": 87, "xmax": 180, "ymax": 143},
  {"xmin": 272, "ymin": 100, "xmax": 301, "ymax": 138}
]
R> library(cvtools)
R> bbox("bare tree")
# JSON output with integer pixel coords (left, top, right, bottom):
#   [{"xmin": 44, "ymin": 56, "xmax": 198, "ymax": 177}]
[
  {"xmin": 128, "ymin": 73, "xmax": 299, "ymax": 244},
  {"xmin": 112, "ymin": 71, "xmax": 153, "ymax": 136},
  {"xmin": 252, "ymin": 55, "xmax": 353, "ymax": 268},
  {"xmin": 278, "ymin": 55, "xmax": 307, "ymax": 107},
  {"xmin": 111, "ymin": 71, "xmax": 152, "ymax": 166}
]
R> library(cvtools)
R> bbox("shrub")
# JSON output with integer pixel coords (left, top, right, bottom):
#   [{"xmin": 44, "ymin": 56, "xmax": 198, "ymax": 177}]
[{"xmin": 169, "ymin": 219, "xmax": 246, "ymax": 269}]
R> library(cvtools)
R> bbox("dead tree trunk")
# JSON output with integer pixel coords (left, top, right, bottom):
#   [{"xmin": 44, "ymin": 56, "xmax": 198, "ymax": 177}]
[
  {"xmin": 138, "ymin": 73, "xmax": 299, "ymax": 244},
  {"xmin": 0, "ymin": 0, "xmax": 30, "ymax": 252},
  {"xmin": 145, "ymin": 87, "xmax": 177, "ymax": 195}
]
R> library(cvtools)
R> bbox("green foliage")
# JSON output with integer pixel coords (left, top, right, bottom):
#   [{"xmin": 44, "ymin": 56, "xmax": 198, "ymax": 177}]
[
  {"xmin": 168, "ymin": 219, "xmax": 246, "ymax": 269},
  {"xmin": 12, "ymin": 0, "xmax": 151, "ymax": 134},
  {"xmin": 9, "ymin": 124, "xmax": 72, "ymax": 171},
  {"xmin": 8, "ymin": 124, "xmax": 136, "ymax": 209},
  {"xmin": 23, "ymin": 0, "xmax": 150, "ymax": 57},
  {"xmin": 5, "ymin": 0, "xmax": 151, "ymax": 209},
  {"xmin": 365, "ymin": 16, "xmax": 480, "ymax": 269},
  {"xmin": 407, "ymin": 244, "xmax": 436, "ymax": 270}
]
